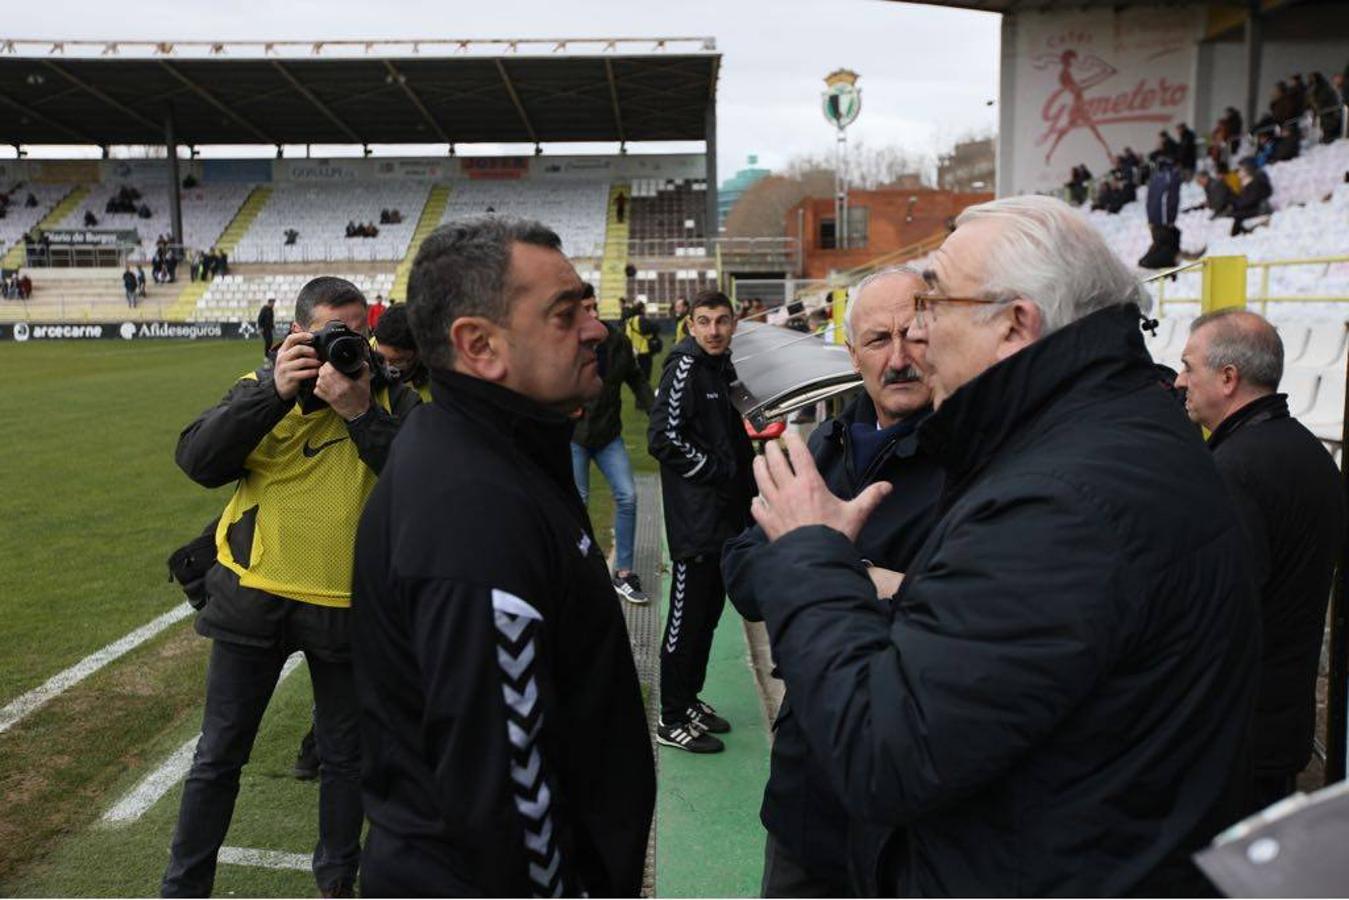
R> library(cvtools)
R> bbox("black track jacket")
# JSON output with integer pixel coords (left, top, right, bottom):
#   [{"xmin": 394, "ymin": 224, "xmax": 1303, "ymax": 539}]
[
  {"xmin": 739, "ymin": 305, "xmax": 1260, "ymax": 896},
  {"xmin": 352, "ymin": 370, "xmax": 655, "ymax": 898},
  {"xmin": 723, "ymin": 394, "xmax": 943, "ymax": 885},
  {"xmin": 647, "ymin": 336, "xmax": 755, "ymax": 560},
  {"xmin": 1208, "ymin": 392, "xmax": 1345, "ymax": 778}
]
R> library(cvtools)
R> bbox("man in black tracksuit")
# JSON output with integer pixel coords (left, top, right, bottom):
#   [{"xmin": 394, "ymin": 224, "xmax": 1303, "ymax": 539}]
[
  {"xmin": 724, "ymin": 267, "xmax": 943, "ymax": 896},
  {"xmin": 742, "ymin": 198, "xmax": 1259, "ymax": 895},
  {"xmin": 257, "ymin": 297, "xmax": 276, "ymax": 359},
  {"xmin": 164, "ymin": 277, "xmax": 420, "ymax": 897},
  {"xmin": 1176, "ymin": 309, "xmax": 1346, "ymax": 811},
  {"xmin": 352, "ymin": 218, "xmax": 654, "ymax": 896},
  {"xmin": 648, "ymin": 291, "xmax": 755, "ymax": 753}
]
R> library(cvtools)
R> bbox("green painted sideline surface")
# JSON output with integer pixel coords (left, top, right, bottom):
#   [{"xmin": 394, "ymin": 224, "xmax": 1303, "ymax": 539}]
[{"xmin": 656, "ymin": 608, "xmax": 770, "ymax": 898}]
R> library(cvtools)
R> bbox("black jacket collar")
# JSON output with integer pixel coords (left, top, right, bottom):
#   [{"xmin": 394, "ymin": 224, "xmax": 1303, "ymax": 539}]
[
  {"xmin": 825, "ymin": 393, "xmax": 930, "ymax": 463},
  {"xmin": 430, "ymin": 369, "xmax": 577, "ymax": 493},
  {"xmin": 667, "ymin": 336, "xmax": 737, "ymax": 379},
  {"xmin": 918, "ymin": 303, "xmax": 1155, "ymax": 481},
  {"xmin": 1207, "ymin": 392, "xmax": 1289, "ymax": 451}
]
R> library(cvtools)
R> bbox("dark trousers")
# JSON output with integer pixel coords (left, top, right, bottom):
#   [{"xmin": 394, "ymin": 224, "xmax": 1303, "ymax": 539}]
[
  {"xmin": 762, "ymin": 835, "xmax": 853, "ymax": 898},
  {"xmin": 637, "ymin": 353, "xmax": 653, "ymax": 383},
  {"xmin": 161, "ymin": 639, "xmax": 363, "ymax": 897},
  {"xmin": 260, "ymin": 328, "xmax": 274, "ymax": 359},
  {"xmin": 660, "ymin": 554, "xmax": 725, "ymax": 722}
]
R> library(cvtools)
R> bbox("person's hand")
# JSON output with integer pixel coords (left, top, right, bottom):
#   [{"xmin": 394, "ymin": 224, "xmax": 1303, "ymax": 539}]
[
  {"xmin": 315, "ymin": 361, "xmax": 373, "ymax": 421},
  {"xmin": 751, "ymin": 431, "xmax": 892, "ymax": 542},
  {"xmin": 272, "ymin": 331, "xmax": 322, "ymax": 401},
  {"xmin": 867, "ymin": 566, "xmax": 904, "ymax": 600}
]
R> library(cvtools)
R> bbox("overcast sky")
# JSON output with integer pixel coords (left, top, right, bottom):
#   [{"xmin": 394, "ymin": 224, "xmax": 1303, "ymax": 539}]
[{"xmin": 5, "ymin": 0, "xmax": 1001, "ymax": 178}]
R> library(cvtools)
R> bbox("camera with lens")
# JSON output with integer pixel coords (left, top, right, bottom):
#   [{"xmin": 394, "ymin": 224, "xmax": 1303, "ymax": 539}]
[{"xmin": 309, "ymin": 321, "xmax": 369, "ymax": 377}]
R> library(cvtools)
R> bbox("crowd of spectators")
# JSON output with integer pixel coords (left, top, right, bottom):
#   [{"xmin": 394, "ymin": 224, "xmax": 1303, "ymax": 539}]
[
  {"xmin": 103, "ymin": 184, "xmax": 153, "ymax": 219},
  {"xmin": 378, "ymin": 208, "xmax": 403, "ymax": 224},
  {"xmin": 0, "ymin": 186, "xmax": 39, "ymax": 220},
  {"xmin": 2, "ymin": 268, "xmax": 32, "ymax": 299},
  {"xmin": 191, "ymin": 247, "xmax": 229, "ymax": 281},
  {"xmin": 345, "ymin": 220, "xmax": 380, "ymax": 238}
]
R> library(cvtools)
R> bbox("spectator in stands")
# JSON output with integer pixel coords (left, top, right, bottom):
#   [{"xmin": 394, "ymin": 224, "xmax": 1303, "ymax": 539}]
[
  {"xmin": 1190, "ymin": 170, "xmax": 1235, "ymax": 218},
  {"xmin": 1149, "ymin": 129, "xmax": 1180, "ymax": 165},
  {"xmin": 1118, "ymin": 146, "xmax": 1142, "ymax": 181},
  {"xmin": 648, "ymin": 290, "xmax": 755, "ymax": 754},
  {"xmin": 83, "ymin": 209, "xmax": 98, "ymax": 228},
  {"xmin": 1272, "ymin": 122, "xmax": 1301, "ymax": 163},
  {"xmin": 345, "ymin": 220, "xmax": 357, "ymax": 239},
  {"xmin": 122, "ymin": 266, "xmax": 137, "ymax": 308},
  {"xmin": 1262, "ymin": 81, "xmax": 1300, "ymax": 136},
  {"xmin": 1176, "ymin": 122, "xmax": 1198, "ymax": 172},
  {"xmin": 284, "ymin": 228, "xmax": 299, "ymax": 246},
  {"xmin": 1231, "ymin": 158, "xmax": 1274, "ymax": 236},
  {"xmin": 24, "ymin": 191, "xmax": 37, "ymax": 208},
  {"xmin": 256, "ymin": 297, "xmax": 276, "ymax": 360},
  {"xmin": 17, "ymin": 270, "xmax": 31, "ymax": 300},
  {"xmin": 1290, "ymin": 73, "xmax": 1309, "ymax": 117},
  {"xmin": 1254, "ymin": 130, "xmax": 1278, "ymax": 167},
  {"xmin": 571, "ymin": 282, "xmax": 655, "ymax": 603},
  {"xmin": 1139, "ymin": 159, "xmax": 1183, "ymax": 269},
  {"xmin": 136, "ymin": 264, "xmax": 147, "ymax": 299},
  {"xmin": 1211, "ymin": 107, "xmax": 1244, "ymax": 164},
  {"xmin": 164, "ymin": 276, "xmax": 420, "ymax": 898},
  {"xmin": 737, "ymin": 195, "xmax": 1258, "ymax": 896},
  {"xmin": 724, "ymin": 266, "xmax": 943, "ymax": 897},
  {"xmin": 1065, "ymin": 164, "xmax": 1093, "ymax": 206},
  {"xmin": 1174, "ymin": 310, "xmax": 1346, "ymax": 812},
  {"xmin": 371, "ymin": 303, "xmax": 429, "ymax": 402},
  {"xmin": 625, "ymin": 301, "xmax": 658, "ymax": 382},
  {"xmin": 614, "ymin": 191, "xmax": 627, "ymax": 224},
  {"xmin": 137, "ymin": 202, "xmax": 152, "ymax": 219},
  {"xmin": 1311, "ymin": 72, "xmax": 1343, "ymax": 142},
  {"xmin": 367, "ymin": 294, "xmax": 387, "ymax": 332}
]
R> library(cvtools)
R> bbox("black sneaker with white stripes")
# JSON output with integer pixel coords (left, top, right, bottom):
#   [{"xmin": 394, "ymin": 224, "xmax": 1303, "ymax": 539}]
[
  {"xmin": 657, "ymin": 718, "xmax": 725, "ymax": 753},
  {"xmin": 687, "ymin": 699, "xmax": 731, "ymax": 734},
  {"xmin": 612, "ymin": 571, "xmax": 649, "ymax": 604}
]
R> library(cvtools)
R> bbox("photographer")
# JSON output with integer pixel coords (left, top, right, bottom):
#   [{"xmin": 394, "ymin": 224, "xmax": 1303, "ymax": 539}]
[
  {"xmin": 162, "ymin": 276, "xmax": 420, "ymax": 898},
  {"xmin": 372, "ymin": 304, "xmax": 431, "ymax": 402}
]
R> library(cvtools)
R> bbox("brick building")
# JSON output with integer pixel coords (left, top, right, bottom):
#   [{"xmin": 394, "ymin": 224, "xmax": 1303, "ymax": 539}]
[{"xmin": 786, "ymin": 187, "xmax": 994, "ymax": 279}]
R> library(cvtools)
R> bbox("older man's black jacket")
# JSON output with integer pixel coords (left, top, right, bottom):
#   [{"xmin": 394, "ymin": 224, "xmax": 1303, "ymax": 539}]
[
  {"xmin": 648, "ymin": 337, "xmax": 756, "ymax": 560},
  {"xmin": 351, "ymin": 370, "xmax": 655, "ymax": 897},
  {"xmin": 723, "ymin": 394, "xmax": 943, "ymax": 887},
  {"xmin": 742, "ymin": 304, "xmax": 1259, "ymax": 896},
  {"xmin": 1207, "ymin": 392, "xmax": 1345, "ymax": 778}
]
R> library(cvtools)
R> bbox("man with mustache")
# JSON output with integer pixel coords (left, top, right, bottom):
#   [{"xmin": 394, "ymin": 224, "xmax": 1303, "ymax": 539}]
[{"xmin": 724, "ymin": 266, "xmax": 943, "ymax": 896}]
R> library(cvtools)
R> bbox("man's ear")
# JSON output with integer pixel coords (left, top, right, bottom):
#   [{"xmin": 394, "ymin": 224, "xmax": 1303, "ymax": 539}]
[
  {"xmin": 1220, "ymin": 365, "xmax": 1242, "ymax": 396},
  {"xmin": 994, "ymin": 299, "xmax": 1044, "ymax": 360},
  {"xmin": 450, "ymin": 316, "xmax": 507, "ymax": 382}
]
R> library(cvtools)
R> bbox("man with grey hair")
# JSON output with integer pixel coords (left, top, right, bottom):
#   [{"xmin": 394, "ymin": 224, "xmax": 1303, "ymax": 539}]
[
  {"xmin": 736, "ymin": 195, "xmax": 1259, "ymax": 895},
  {"xmin": 724, "ymin": 265, "xmax": 943, "ymax": 896},
  {"xmin": 351, "ymin": 217, "xmax": 655, "ymax": 896},
  {"xmin": 1176, "ymin": 308, "xmax": 1345, "ymax": 812}
]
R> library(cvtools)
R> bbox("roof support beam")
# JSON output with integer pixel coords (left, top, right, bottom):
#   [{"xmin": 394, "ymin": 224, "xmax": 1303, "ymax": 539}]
[
  {"xmin": 271, "ymin": 61, "xmax": 364, "ymax": 144},
  {"xmin": 604, "ymin": 60, "xmax": 627, "ymax": 145},
  {"xmin": 158, "ymin": 61, "xmax": 277, "ymax": 145},
  {"xmin": 384, "ymin": 60, "xmax": 452, "ymax": 144},
  {"xmin": 494, "ymin": 59, "xmax": 538, "ymax": 143},
  {"xmin": 0, "ymin": 89, "xmax": 99, "ymax": 143},
  {"xmin": 42, "ymin": 60, "xmax": 163, "ymax": 136}
]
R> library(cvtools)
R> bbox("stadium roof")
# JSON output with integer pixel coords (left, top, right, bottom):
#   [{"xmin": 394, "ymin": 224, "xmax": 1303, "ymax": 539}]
[
  {"xmin": 0, "ymin": 38, "xmax": 719, "ymax": 147},
  {"xmin": 892, "ymin": 0, "xmax": 1294, "ymax": 15}
]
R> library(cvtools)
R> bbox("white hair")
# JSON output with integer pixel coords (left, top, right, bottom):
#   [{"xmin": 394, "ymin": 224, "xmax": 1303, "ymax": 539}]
[
  {"xmin": 844, "ymin": 264, "xmax": 924, "ymax": 343},
  {"xmin": 952, "ymin": 195, "xmax": 1151, "ymax": 334}
]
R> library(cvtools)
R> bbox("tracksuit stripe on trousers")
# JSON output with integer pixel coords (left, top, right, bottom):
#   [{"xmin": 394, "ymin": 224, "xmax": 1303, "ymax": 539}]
[{"xmin": 660, "ymin": 555, "xmax": 727, "ymax": 722}]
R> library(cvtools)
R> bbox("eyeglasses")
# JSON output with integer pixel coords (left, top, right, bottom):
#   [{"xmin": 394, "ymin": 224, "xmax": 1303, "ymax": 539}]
[{"xmin": 911, "ymin": 291, "xmax": 1004, "ymax": 325}]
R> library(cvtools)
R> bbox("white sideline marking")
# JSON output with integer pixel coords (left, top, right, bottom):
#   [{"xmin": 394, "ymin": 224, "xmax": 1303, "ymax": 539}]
[
  {"xmin": 0, "ymin": 602, "xmax": 194, "ymax": 735},
  {"xmin": 218, "ymin": 846, "xmax": 311, "ymax": 871},
  {"xmin": 101, "ymin": 653, "xmax": 306, "ymax": 825}
]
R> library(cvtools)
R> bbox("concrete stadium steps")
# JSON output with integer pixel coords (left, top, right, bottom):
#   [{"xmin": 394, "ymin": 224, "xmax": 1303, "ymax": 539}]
[
  {"xmin": 215, "ymin": 186, "xmax": 272, "ymax": 255},
  {"xmin": 166, "ymin": 280, "xmax": 210, "ymax": 323},
  {"xmin": 1, "ymin": 185, "xmax": 89, "ymax": 269},
  {"xmin": 599, "ymin": 183, "xmax": 631, "ymax": 319},
  {"xmin": 0, "ymin": 267, "xmax": 179, "ymax": 323},
  {"xmin": 389, "ymin": 184, "xmax": 451, "ymax": 302}
]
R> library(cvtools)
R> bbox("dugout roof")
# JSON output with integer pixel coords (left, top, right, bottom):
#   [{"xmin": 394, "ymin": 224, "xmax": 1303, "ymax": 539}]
[{"xmin": 0, "ymin": 38, "xmax": 720, "ymax": 147}]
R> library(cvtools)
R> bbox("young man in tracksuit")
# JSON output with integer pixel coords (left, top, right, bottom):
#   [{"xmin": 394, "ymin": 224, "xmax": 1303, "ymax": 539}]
[
  {"xmin": 723, "ymin": 268, "xmax": 943, "ymax": 896},
  {"xmin": 352, "ymin": 218, "xmax": 655, "ymax": 896},
  {"xmin": 648, "ymin": 290, "xmax": 755, "ymax": 753},
  {"xmin": 164, "ymin": 277, "xmax": 420, "ymax": 898}
]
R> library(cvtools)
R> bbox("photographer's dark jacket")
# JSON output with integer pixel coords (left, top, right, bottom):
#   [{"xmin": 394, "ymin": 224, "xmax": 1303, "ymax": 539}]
[
  {"xmin": 723, "ymin": 395, "xmax": 943, "ymax": 886},
  {"xmin": 741, "ymin": 305, "xmax": 1259, "ymax": 896},
  {"xmin": 352, "ymin": 370, "xmax": 655, "ymax": 898},
  {"xmin": 571, "ymin": 323, "xmax": 653, "ymax": 450},
  {"xmin": 1207, "ymin": 392, "xmax": 1346, "ymax": 778},
  {"xmin": 647, "ymin": 337, "xmax": 755, "ymax": 560},
  {"xmin": 176, "ymin": 364, "xmax": 419, "ymax": 640}
]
